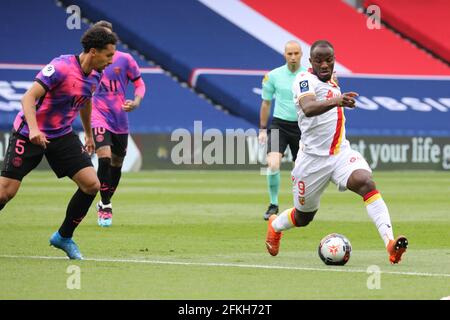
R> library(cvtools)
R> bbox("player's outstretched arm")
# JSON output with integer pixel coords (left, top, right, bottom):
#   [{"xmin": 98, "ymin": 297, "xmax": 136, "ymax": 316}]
[
  {"xmin": 299, "ymin": 92, "xmax": 358, "ymax": 117},
  {"xmin": 21, "ymin": 82, "xmax": 49, "ymax": 148},
  {"xmin": 298, "ymin": 94, "xmax": 339, "ymax": 117}
]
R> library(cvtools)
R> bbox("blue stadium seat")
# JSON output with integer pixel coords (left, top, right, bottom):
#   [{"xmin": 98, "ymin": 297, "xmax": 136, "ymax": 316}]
[{"xmin": 0, "ymin": 0, "xmax": 254, "ymax": 133}]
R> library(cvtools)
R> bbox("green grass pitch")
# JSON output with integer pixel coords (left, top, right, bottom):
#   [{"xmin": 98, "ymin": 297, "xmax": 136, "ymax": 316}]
[{"xmin": 0, "ymin": 170, "xmax": 449, "ymax": 299}]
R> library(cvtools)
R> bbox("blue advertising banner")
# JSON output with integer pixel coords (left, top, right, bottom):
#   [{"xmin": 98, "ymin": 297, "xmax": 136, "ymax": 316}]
[
  {"xmin": 1, "ymin": 66, "xmax": 449, "ymax": 137},
  {"xmin": 0, "ymin": 66, "xmax": 253, "ymax": 133},
  {"xmin": 195, "ymin": 72, "xmax": 450, "ymax": 137}
]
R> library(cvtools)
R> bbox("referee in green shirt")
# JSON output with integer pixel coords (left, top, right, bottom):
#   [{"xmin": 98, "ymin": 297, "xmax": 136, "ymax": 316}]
[{"xmin": 259, "ymin": 41, "xmax": 305, "ymax": 220}]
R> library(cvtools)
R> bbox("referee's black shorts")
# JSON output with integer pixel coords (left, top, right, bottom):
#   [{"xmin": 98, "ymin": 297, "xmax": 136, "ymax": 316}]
[{"xmin": 267, "ymin": 117, "xmax": 301, "ymax": 161}]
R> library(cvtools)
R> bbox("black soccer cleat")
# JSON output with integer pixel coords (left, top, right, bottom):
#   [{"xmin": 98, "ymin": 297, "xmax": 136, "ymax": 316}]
[{"xmin": 263, "ymin": 204, "xmax": 279, "ymax": 221}]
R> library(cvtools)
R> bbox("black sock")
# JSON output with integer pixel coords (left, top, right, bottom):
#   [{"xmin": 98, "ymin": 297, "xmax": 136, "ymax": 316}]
[
  {"xmin": 110, "ymin": 166, "xmax": 122, "ymax": 199},
  {"xmin": 59, "ymin": 188, "xmax": 95, "ymax": 238},
  {"xmin": 0, "ymin": 203, "xmax": 5, "ymax": 211},
  {"xmin": 97, "ymin": 157, "xmax": 112, "ymax": 205}
]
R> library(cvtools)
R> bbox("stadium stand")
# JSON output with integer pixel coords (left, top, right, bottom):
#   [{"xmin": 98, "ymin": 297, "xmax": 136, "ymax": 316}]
[
  {"xmin": 0, "ymin": 0, "xmax": 254, "ymax": 133},
  {"xmin": 363, "ymin": 0, "xmax": 450, "ymax": 64},
  {"xmin": 60, "ymin": 0, "xmax": 450, "ymax": 136},
  {"xmin": 58, "ymin": 0, "xmax": 285, "ymax": 124},
  {"xmin": 59, "ymin": 0, "xmax": 282, "ymax": 79},
  {"xmin": 241, "ymin": 0, "xmax": 450, "ymax": 74},
  {"xmin": 0, "ymin": 1, "xmax": 145, "ymax": 67},
  {"xmin": 1, "ymin": 0, "xmax": 449, "ymax": 137}
]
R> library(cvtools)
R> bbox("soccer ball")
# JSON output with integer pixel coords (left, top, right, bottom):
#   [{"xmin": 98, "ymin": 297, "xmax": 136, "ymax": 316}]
[{"xmin": 318, "ymin": 233, "xmax": 352, "ymax": 266}]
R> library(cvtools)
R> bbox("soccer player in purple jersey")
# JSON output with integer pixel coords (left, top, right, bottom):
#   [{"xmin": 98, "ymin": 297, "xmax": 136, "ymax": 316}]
[
  {"xmin": 0, "ymin": 27, "xmax": 118, "ymax": 259},
  {"xmin": 91, "ymin": 21, "xmax": 146, "ymax": 227}
]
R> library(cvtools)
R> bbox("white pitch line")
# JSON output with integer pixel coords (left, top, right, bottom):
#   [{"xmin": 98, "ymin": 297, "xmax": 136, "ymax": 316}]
[{"xmin": 1, "ymin": 254, "xmax": 449, "ymax": 278}]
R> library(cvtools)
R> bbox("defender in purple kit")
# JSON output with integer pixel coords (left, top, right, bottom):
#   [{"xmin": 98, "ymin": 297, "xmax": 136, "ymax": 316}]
[
  {"xmin": 91, "ymin": 21, "xmax": 146, "ymax": 227},
  {"xmin": 0, "ymin": 27, "xmax": 118, "ymax": 259}
]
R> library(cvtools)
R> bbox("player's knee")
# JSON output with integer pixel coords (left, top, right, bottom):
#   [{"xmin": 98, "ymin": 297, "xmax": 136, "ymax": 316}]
[
  {"xmin": 364, "ymin": 178, "xmax": 376, "ymax": 191},
  {"xmin": 91, "ymin": 179, "xmax": 101, "ymax": 194},
  {"xmin": 81, "ymin": 178, "xmax": 101, "ymax": 195},
  {"xmin": 348, "ymin": 171, "xmax": 375, "ymax": 194},
  {"xmin": 267, "ymin": 154, "xmax": 281, "ymax": 171},
  {"xmin": 267, "ymin": 158, "xmax": 281, "ymax": 171},
  {"xmin": 356, "ymin": 176, "xmax": 376, "ymax": 194},
  {"xmin": 294, "ymin": 209, "xmax": 316, "ymax": 227}
]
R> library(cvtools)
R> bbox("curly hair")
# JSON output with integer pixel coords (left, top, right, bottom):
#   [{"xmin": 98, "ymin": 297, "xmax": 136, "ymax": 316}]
[
  {"xmin": 93, "ymin": 20, "xmax": 113, "ymax": 31},
  {"xmin": 81, "ymin": 26, "xmax": 117, "ymax": 53}
]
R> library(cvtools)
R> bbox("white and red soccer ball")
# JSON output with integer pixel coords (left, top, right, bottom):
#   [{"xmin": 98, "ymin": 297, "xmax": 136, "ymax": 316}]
[{"xmin": 318, "ymin": 233, "xmax": 352, "ymax": 266}]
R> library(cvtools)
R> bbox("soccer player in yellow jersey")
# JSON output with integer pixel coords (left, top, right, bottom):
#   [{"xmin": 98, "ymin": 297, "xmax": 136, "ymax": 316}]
[{"xmin": 265, "ymin": 40, "xmax": 408, "ymax": 264}]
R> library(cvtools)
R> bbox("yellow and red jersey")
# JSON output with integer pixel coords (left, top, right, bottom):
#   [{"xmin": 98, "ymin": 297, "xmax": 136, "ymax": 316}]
[{"xmin": 292, "ymin": 71, "xmax": 349, "ymax": 156}]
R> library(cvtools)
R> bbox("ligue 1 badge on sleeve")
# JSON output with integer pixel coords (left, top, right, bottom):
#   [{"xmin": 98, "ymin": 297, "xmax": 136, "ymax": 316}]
[{"xmin": 300, "ymin": 80, "xmax": 309, "ymax": 92}]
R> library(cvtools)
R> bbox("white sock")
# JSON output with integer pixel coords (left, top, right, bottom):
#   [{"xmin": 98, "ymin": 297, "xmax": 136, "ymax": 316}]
[
  {"xmin": 364, "ymin": 191, "xmax": 394, "ymax": 247},
  {"xmin": 272, "ymin": 207, "xmax": 297, "ymax": 232}
]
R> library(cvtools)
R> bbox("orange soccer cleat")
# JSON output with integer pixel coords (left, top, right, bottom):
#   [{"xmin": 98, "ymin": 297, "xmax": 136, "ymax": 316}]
[
  {"xmin": 387, "ymin": 236, "xmax": 408, "ymax": 264},
  {"xmin": 265, "ymin": 215, "xmax": 282, "ymax": 256}
]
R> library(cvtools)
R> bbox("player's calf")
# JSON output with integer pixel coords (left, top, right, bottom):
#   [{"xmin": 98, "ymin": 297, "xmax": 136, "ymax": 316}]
[
  {"xmin": 0, "ymin": 177, "xmax": 21, "ymax": 210},
  {"xmin": 292, "ymin": 209, "xmax": 316, "ymax": 227},
  {"xmin": 72, "ymin": 167, "xmax": 100, "ymax": 195},
  {"xmin": 77, "ymin": 177, "xmax": 100, "ymax": 195},
  {"xmin": 271, "ymin": 207, "xmax": 317, "ymax": 231}
]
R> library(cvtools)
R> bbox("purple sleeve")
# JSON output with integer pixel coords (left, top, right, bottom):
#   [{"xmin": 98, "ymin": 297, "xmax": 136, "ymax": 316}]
[
  {"xmin": 126, "ymin": 54, "xmax": 141, "ymax": 81},
  {"xmin": 35, "ymin": 59, "xmax": 65, "ymax": 91}
]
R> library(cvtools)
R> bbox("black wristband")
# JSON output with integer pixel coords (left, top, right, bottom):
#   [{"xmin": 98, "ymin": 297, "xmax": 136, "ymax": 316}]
[{"xmin": 259, "ymin": 125, "xmax": 267, "ymax": 130}]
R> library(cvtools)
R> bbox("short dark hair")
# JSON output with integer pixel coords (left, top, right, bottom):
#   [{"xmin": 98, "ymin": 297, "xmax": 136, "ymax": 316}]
[
  {"xmin": 81, "ymin": 26, "xmax": 117, "ymax": 53},
  {"xmin": 310, "ymin": 40, "xmax": 334, "ymax": 54},
  {"xmin": 93, "ymin": 20, "xmax": 113, "ymax": 31}
]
